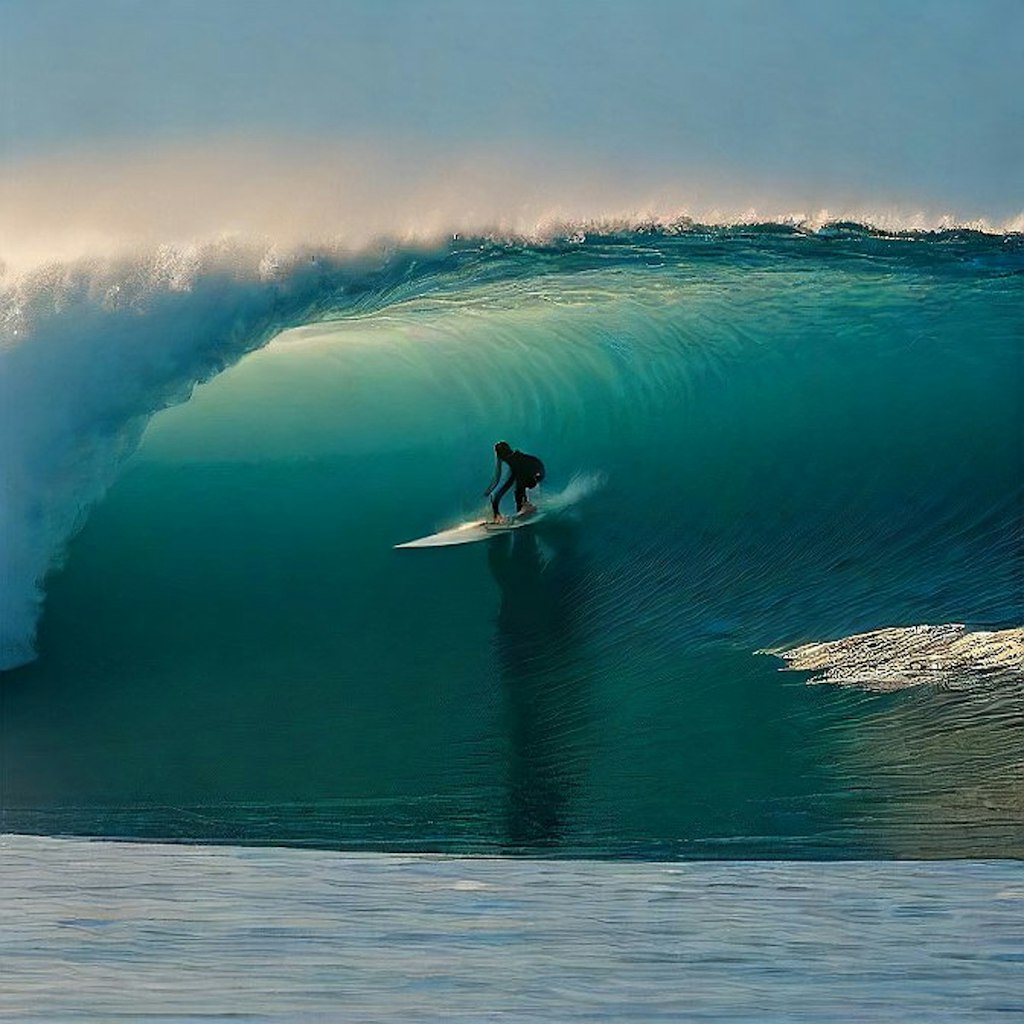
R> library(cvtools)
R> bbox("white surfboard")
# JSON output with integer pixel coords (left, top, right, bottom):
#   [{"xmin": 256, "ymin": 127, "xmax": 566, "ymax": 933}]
[{"xmin": 395, "ymin": 510, "xmax": 544, "ymax": 549}]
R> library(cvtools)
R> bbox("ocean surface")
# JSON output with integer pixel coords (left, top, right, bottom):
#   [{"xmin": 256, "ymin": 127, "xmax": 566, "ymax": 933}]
[
  {"xmin": 1, "ymin": 225, "xmax": 1022, "ymax": 857},
  {"xmin": 2, "ymin": 835, "xmax": 1022, "ymax": 1023}
]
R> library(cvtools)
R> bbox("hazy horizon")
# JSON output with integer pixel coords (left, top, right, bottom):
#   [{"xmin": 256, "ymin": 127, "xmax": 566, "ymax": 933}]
[{"xmin": 2, "ymin": 0, "xmax": 1021, "ymax": 270}]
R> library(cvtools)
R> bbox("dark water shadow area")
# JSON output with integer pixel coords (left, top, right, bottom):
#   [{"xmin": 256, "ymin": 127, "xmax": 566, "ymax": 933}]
[{"xmin": 488, "ymin": 524, "xmax": 592, "ymax": 852}]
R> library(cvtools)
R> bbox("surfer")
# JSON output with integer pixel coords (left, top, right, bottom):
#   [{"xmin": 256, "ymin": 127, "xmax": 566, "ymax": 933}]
[{"xmin": 484, "ymin": 441, "xmax": 545, "ymax": 522}]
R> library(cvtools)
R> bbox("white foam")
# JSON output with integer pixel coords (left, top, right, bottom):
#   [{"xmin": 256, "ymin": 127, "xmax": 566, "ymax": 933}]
[
  {"xmin": 537, "ymin": 471, "xmax": 608, "ymax": 514},
  {"xmin": 761, "ymin": 624, "xmax": 1024, "ymax": 691}
]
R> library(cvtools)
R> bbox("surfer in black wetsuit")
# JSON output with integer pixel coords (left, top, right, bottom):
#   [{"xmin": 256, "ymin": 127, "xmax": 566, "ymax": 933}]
[{"xmin": 484, "ymin": 441, "xmax": 545, "ymax": 522}]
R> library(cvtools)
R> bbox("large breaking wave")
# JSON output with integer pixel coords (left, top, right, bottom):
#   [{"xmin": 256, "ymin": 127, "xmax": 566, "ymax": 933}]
[
  {"xmin": 1, "ymin": 211, "xmax": 1022, "ymax": 855},
  {"xmin": 2, "ymin": 223, "xmax": 1023, "ymax": 671}
]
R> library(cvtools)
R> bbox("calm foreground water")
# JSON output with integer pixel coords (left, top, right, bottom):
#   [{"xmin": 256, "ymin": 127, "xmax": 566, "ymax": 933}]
[{"xmin": 1, "ymin": 835, "xmax": 1021, "ymax": 1022}]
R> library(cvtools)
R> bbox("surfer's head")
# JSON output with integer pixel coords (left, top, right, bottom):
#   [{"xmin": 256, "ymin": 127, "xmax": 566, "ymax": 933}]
[{"xmin": 495, "ymin": 441, "xmax": 513, "ymax": 460}]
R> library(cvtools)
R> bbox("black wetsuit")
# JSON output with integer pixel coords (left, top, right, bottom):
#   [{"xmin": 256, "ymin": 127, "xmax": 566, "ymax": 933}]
[{"xmin": 491, "ymin": 450, "xmax": 545, "ymax": 517}]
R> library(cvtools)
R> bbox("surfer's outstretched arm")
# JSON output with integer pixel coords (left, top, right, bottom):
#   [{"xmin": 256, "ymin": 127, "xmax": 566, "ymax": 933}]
[
  {"xmin": 483, "ymin": 456, "xmax": 503, "ymax": 498},
  {"xmin": 490, "ymin": 475, "xmax": 514, "ymax": 519}
]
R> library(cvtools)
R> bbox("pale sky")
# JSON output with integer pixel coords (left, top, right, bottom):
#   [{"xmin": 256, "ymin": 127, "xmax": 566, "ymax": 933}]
[{"xmin": 2, "ymin": 0, "xmax": 1021, "ymax": 223}]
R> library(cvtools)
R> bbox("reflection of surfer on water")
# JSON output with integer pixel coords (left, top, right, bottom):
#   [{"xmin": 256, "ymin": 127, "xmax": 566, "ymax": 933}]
[
  {"xmin": 484, "ymin": 441, "xmax": 545, "ymax": 522},
  {"xmin": 488, "ymin": 526, "xmax": 590, "ymax": 849}
]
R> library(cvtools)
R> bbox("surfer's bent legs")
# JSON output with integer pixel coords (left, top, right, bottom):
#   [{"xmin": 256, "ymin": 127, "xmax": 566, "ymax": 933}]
[
  {"xmin": 491, "ymin": 469, "xmax": 543, "ymax": 518},
  {"xmin": 514, "ymin": 481, "xmax": 535, "ymax": 511}
]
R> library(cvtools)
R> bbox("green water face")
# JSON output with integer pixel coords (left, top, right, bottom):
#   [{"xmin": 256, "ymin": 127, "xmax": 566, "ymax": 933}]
[{"xmin": 2, "ymin": 260, "xmax": 1020, "ymax": 856}]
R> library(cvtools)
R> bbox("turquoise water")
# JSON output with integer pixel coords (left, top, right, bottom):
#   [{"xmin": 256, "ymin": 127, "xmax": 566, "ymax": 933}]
[
  {"xmin": 1, "ymin": 229, "xmax": 1022, "ymax": 855},
  {"xmin": 2, "ymin": 836, "xmax": 1022, "ymax": 1022}
]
